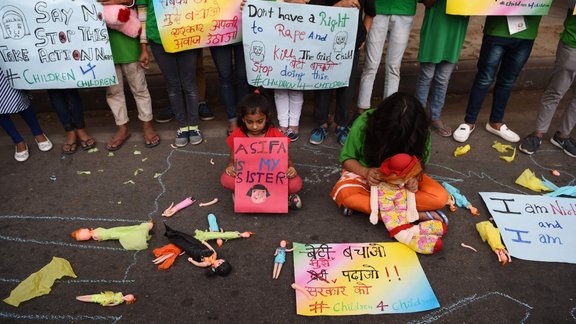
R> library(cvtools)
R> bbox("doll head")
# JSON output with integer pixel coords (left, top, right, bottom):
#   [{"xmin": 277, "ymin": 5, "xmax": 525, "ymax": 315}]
[
  {"xmin": 210, "ymin": 259, "xmax": 232, "ymax": 277},
  {"xmin": 379, "ymin": 153, "xmax": 422, "ymax": 187},
  {"xmin": 71, "ymin": 228, "xmax": 93, "ymax": 241},
  {"xmin": 279, "ymin": 240, "xmax": 288, "ymax": 248},
  {"xmin": 123, "ymin": 294, "xmax": 136, "ymax": 304}
]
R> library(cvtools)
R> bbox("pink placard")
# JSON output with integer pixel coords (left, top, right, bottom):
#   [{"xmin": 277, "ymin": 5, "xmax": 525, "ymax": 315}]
[{"xmin": 234, "ymin": 137, "xmax": 288, "ymax": 213}]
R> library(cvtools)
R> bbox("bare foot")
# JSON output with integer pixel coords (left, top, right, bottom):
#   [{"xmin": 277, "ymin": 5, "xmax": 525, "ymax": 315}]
[{"xmin": 143, "ymin": 121, "xmax": 160, "ymax": 148}]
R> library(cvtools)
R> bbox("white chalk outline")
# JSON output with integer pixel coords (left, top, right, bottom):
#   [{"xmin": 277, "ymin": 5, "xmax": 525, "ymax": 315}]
[
  {"xmin": 0, "ymin": 311, "xmax": 121, "ymax": 322},
  {"xmin": 408, "ymin": 291, "xmax": 533, "ymax": 324}
]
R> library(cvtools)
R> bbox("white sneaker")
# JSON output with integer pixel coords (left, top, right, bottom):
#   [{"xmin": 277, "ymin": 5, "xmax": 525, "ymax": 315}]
[
  {"xmin": 453, "ymin": 123, "xmax": 475, "ymax": 142},
  {"xmin": 35, "ymin": 135, "xmax": 53, "ymax": 152},
  {"xmin": 485, "ymin": 123, "xmax": 520, "ymax": 143},
  {"xmin": 14, "ymin": 144, "xmax": 29, "ymax": 162}
]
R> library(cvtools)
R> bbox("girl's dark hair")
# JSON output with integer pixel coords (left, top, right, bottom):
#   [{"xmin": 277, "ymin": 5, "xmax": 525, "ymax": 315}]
[
  {"xmin": 364, "ymin": 92, "xmax": 430, "ymax": 167},
  {"xmin": 246, "ymin": 184, "xmax": 270, "ymax": 197},
  {"xmin": 237, "ymin": 89, "xmax": 273, "ymax": 134},
  {"xmin": 208, "ymin": 260, "xmax": 232, "ymax": 277}
]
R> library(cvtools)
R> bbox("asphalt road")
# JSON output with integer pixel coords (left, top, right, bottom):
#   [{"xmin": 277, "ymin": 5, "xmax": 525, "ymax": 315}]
[{"xmin": 0, "ymin": 89, "xmax": 575, "ymax": 323}]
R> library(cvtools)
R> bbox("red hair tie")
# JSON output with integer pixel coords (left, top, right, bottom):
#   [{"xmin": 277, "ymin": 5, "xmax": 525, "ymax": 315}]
[{"xmin": 254, "ymin": 89, "xmax": 260, "ymax": 95}]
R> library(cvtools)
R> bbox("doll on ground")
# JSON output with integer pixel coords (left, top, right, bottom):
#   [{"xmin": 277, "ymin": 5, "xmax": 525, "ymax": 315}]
[
  {"xmin": 273, "ymin": 240, "xmax": 293, "ymax": 279},
  {"xmin": 164, "ymin": 224, "xmax": 232, "ymax": 276},
  {"xmin": 370, "ymin": 154, "xmax": 446, "ymax": 254},
  {"xmin": 76, "ymin": 292, "xmax": 135, "ymax": 306},
  {"xmin": 71, "ymin": 222, "xmax": 153, "ymax": 251},
  {"xmin": 476, "ymin": 221, "xmax": 511, "ymax": 265}
]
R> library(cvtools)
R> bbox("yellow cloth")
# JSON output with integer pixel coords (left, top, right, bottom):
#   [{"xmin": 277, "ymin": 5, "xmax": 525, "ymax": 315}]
[
  {"xmin": 515, "ymin": 169, "xmax": 552, "ymax": 192},
  {"xmin": 491, "ymin": 141, "xmax": 514, "ymax": 153},
  {"xmin": 454, "ymin": 144, "xmax": 471, "ymax": 157},
  {"xmin": 476, "ymin": 221, "xmax": 506, "ymax": 252},
  {"xmin": 3, "ymin": 257, "xmax": 77, "ymax": 307},
  {"xmin": 499, "ymin": 147, "xmax": 516, "ymax": 163}
]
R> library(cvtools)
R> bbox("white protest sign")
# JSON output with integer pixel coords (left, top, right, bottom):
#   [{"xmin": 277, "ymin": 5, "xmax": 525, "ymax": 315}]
[
  {"xmin": 242, "ymin": 0, "xmax": 358, "ymax": 90},
  {"xmin": 0, "ymin": 0, "xmax": 117, "ymax": 89},
  {"xmin": 479, "ymin": 192, "xmax": 576, "ymax": 264}
]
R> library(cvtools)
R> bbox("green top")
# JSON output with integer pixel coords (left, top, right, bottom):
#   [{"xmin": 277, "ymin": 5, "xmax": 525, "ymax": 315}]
[
  {"xmin": 560, "ymin": 9, "xmax": 576, "ymax": 49},
  {"xmin": 136, "ymin": 0, "xmax": 161, "ymax": 44},
  {"xmin": 91, "ymin": 292, "xmax": 124, "ymax": 306},
  {"xmin": 418, "ymin": 0, "xmax": 469, "ymax": 64},
  {"xmin": 339, "ymin": 110, "xmax": 431, "ymax": 167},
  {"xmin": 375, "ymin": 0, "xmax": 417, "ymax": 16},
  {"xmin": 93, "ymin": 222, "xmax": 151, "ymax": 251},
  {"xmin": 483, "ymin": 16, "xmax": 542, "ymax": 40},
  {"xmin": 194, "ymin": 229, "xmax": 241, "ymax": 241},
  {"xmin": 109, "ymin": 29, "xmax": 141, "ymax": 64}
]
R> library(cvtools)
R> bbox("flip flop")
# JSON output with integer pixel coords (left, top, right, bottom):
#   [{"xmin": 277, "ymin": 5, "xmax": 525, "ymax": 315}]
[
  {"xmin": 80, "ymin": 137, "xmax": 96, "ymax": 150},
  {"xmin": 106, "ymin": 134, "xmax": 131, "ymax": 151},
  {"xmin": 62, "ymin": 142, "xmax": 78, "ymax": 155},
  {"xmin": 431, "ymin": 121, "xmax": 452, "ymax": 137},
  {"xmin": 145, "ymin": 134, "xmax": 161, "ymax": 148},
  {"xmin": 425, "ymin": 210, "xmax": 449, "ymax": 225}
]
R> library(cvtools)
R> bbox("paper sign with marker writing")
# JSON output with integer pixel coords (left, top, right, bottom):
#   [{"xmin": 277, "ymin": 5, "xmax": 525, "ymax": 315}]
[
  {"xmin": 446, "ymin": 0, "xmax": 552, "ymax": 16},
  {"xmin": 242, "ymin": 0, "xmax": 358, "ymax": 90},
  {"xmin": 479, "ymin": 192, "xmax": 576, "ymax": 264},
  {"xmin": 293, "ymin": 242, "xmax": 439, "ymax": 316},
  {"xmin": 152, "ymin": 0, "xmax": 242, "ymax": 52},
  {"xmin": 0, "ymin": 0, "xmax": 117, "ymax": 89},
  {"xmin": 234, "ymin": 137, "xmax": 288, "ymax": 213}
]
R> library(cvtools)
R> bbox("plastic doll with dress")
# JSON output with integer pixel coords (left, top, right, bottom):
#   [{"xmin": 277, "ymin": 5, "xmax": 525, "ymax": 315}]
[
  {"xmin": 273, "ymin": 240, "xmax": 293, "ymax": 279},
  {"xmin": 76, "ymin": 291, "xmax": 135, "ymax": 306},
  {"xmin": 71, "ymin": 222, "xmax": 153, "ymax": 251},
  {"xmin": 369, "ymin": 154, "xmax": 446, "ymax": 254},
  {"xmin": 164, "ymin": 224, "xmax": 232, "ymax": 276}
]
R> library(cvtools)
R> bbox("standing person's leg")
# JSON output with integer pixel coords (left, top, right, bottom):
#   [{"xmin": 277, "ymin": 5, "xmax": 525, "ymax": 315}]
[
  {"xmin": 486, "ymin": 38, "xmax": 534, "ymax": 142},
  {"xmin": 48, "ymin": 89, "xmax": 78, "ymax": 152},
  {"xmin": 65, "ymin": 88, "xmax": 95, "ymax": 149},
  {"xmin": 196, "ymin": 49, "xmax": 214, "ymax": 120},
  {"xmin": 287, "ymin": 90, "xmax": 303, "ymax": 140},
  {"xmin": 106, "ymin": 64, "xmax": 131, "ymax": 151},
  {"xmin": 177, "ymin": 49, "xmax": 201, "ymax": 144},
  {"xmin": 210, "ymin": 45, "xmax": 238, "ymax": 133},
  {"xmin": 414, "ymin": 63, "xmax": 435, "ymax": 109},
  {"xmin": 384, "ymin": 14, "xmax": 414, "ymax": 98},
  {"xmin": 233, "ymin": 43, "xmax": 250, "ymax": 100},
  {"xmin": 150, "ymin": 41, "xmax": 189, "ymax": 147},
  {"xmin": 0, "ymin": 114, "xmax": 28, "ymax": 161},
  {"xmin": 357, "ymin": 15, "xmax": 391, "ymax": 111},
  {"xmin": 453, "ymin": 35, "xmax": 503, "ymax": 142},
  {"xmin": 334, "ymin": 49, "xmax": 360, "ymax": 145},
  {"xmin": 123, "ymin": 62, "xmax": 160, "ymax": 148},
  {"xmin": 309, "ymin": 90, "xmax": 331, "ymax": 145},
  {"xmin": 274, "ymin": 89, "xmax": 290, "ymax": 132},
  {"xmin": 18, "ymin": 104, "xmax": 52, "ymax": 151},
  {"xmin": 428, "ymin": 61, "xmax": 456, "ymax": 137}
]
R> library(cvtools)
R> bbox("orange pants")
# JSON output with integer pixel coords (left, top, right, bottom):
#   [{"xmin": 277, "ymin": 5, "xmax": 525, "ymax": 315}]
[{"xmin": 330, "ymin": 171, "xmax": 449, "ymax": 215}]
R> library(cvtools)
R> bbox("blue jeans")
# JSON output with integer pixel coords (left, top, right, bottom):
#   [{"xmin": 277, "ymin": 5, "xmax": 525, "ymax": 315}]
[
  {"xmin": 210, "ymin": 43, "xmax": 249, "ymax": 122},
  {"xmin": 150, "ymin": 41, "xmax": 199, "ymax": 127},
  {"xmin": 465, "ymin": 35, "xmax": 534, "ymax": 124},
  {"xmin": 0, "ymin": 104, "xmax": 43, "ymax": 144},
  {"xmin": 48, "ymin": 89, "xmax": 85, "ymax": 131},
  {"xmin": 415, "ymin": 62, "xmax": 455, "ymax": 121}
]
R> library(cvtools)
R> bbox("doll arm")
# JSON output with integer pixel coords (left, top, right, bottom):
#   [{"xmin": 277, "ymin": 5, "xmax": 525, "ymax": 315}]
[
  {"xmin": 187, "ymin": 257, "xmax": 211, "ymax": 268},
  {"xmin": 274, "ymin": 248, "xmax": 279, "ymax": 256},
  {"xmin": 162, "ymin": 197, "xmax": 196, "ymax": 217},
  {"xmin": 201, "ymin": 240, "xmax": 216, "ymax": 253},
  {"xmin": 369, "ymin": 185, "xmax": 379, "ymax": 225}
]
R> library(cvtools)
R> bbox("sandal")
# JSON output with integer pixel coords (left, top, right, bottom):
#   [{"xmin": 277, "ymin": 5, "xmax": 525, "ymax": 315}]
[
  {"xmin": 106, "ymin": 134, "xmax": 131, "ymax": 151},
  {"xmin": 431, "ymin": 120, "xmax": 452, "ymax": 137},
  {"xmin": 62, "ymin": 142, "xmax": 78, "ymax": 155},
  {"xmin": 425, "ymin": 210, "xmax": 449, "ymax": 224},
  {"xmin": 145, "ymin": 134, "xmax": 161, "ymax": 148},
  {"xmin": 79, "ymin": 138, "xmax": 96, "ymax": 150}
]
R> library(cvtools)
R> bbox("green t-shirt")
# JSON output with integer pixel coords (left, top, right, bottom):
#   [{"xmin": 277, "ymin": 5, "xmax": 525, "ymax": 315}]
[
  {"xmin": 418, "ymin": 0, "xmax": 469, "ymax": 64},
  {"xmin": 109, "ymin": 29, "xmax": 141, "ymax": 64},
  {"xmin": 375, "ymin": 0, "xmax": 416, "ymax": 16},
  {"xmin": 560, "ymin": 10, "xmax": 576, "ymax": 49},
  {"xmin": 136, "ymin": 0, "xmax": 161, "ymax": 44},
  {"xmin": 339, "ymin": 110, "xmax": 431, "ymax": 167},
  {"xmin": 483, "ymin": 15, "xmax": 542, "ymax": 40}
]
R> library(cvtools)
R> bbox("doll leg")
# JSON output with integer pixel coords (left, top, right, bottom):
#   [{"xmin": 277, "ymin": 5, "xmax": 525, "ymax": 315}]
[
  {"xmin": 76, "ymin": 295, "xmax": 95, "ymax": 302},
  {"xmin": 417, "ymin": 220, "xmax": 447, "ymax": 237},
  {"xmin": 273, "ymin": 263, "xmax": 280, "ymax": 279}
]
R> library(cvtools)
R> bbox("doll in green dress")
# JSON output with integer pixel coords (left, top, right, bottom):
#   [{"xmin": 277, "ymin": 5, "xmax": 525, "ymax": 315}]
[
  {"xmin": 76, "ymin": 291, "xmax": 135, "ymax": 306},
  {"xmin": 71, "ymin": 221, "xmax": 153, "ymax": 250}
]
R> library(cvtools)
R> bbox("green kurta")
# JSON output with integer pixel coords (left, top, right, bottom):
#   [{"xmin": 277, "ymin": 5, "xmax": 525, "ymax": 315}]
[
  {"xmin": 418, "ymin": 0, "xmax": 469, "ymax": 64},
  {"xmin": 93, "ymin": 223, "xmax": 151, "ymax": 251}
]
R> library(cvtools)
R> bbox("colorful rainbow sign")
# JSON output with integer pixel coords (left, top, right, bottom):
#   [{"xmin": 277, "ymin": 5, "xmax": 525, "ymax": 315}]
[
  {"xmin": 293, "ymin": 242, "xmax": 439, "ymax": 316},
  {"xmin": 446, "ymin": 0, "xmax": 552, "ymax": 16},
  {"xmin": 152, "ymin": 0, "xmax": 242, "ymax": 52}
]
